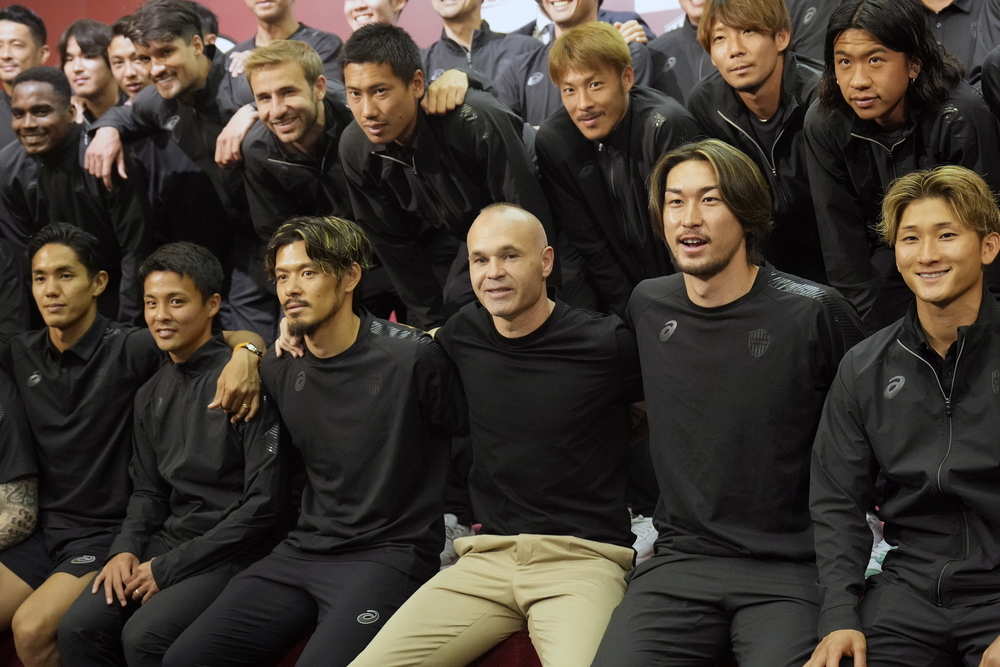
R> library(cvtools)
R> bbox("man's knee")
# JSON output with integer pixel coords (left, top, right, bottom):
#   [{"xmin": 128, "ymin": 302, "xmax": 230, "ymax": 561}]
[
  {"xmin": 122, "ymin": 611, "xmax": 171, "ymax": 667},
  {"xmin": 11, "ymin": 602, "xmax": 58, "ymax": 656}
]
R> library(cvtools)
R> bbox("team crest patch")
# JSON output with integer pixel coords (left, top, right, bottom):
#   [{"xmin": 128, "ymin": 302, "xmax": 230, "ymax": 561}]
[
  {"xmin": 748, "ymin": 329, "xmax": 770, "ymax": 357},
  {"xmin": 993, "ymin": 370, "xmax": 999, "ymax": 395},
  {"xmin": 71, "ymin": 555, "xmax": 97, "ymax": 565},
  {"xmin": 366, "ymin": 371, "xmax": 382, "ymax": 396}
]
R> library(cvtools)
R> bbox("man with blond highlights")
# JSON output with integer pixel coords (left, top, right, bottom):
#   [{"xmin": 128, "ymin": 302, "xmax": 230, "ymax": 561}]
[
  {"xmin": 241, "ymin": 40, "xmax": 354, "ymax": 242},
  {"xmin": 536, "ymin": 21, "xmax": 698, "ymax": 318},
  {"xmin": 592, "ymin": 139, "xmax": 863, "ymax": 667},
  {"xmin": 807, "ymin": 165, "xmax": 1000, "ymax": 667},
  {"xmin": 165, "ymin": 216, "xmax": 467, "ymax": 667},
  {"xmin": 350, "ymin": 203, "xmax": 643, "ymax": 667},
  {"xmin": 686, "ymin": 0, "xmax": 826, "ymax": 284}
]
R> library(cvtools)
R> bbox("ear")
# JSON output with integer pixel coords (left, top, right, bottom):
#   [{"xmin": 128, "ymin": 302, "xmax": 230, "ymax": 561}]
[
  {"xmin": 314, "ymin": 74, "xmax": 327, "ymax": 101},
  {"xmin": 191, "ymin": 34, "xmax": 205, "ymax": 57},
  {"xmin": 38, "ymin": 44, "xmax": 50, "ymax": 66},
  {"xmin": 392, "ymin": 0, "xmax": 408, "ymax": 15},
  {"xmin": 540, "ymin": 245, "xmax": 555, "ymax": 279},
  {"xmin": 774, "ymin": 28, "xmax": 791, "ymax": 54},
  {"xmin": 411, "ymin": 69, "xmax": 425, "ymax": 101},
  {"xmin": 908, "ymin": 56, "xmax": 922, "ymax": 80},
  {"xmin": 341, "ymin": 262, "xmax": 363, "ymax": 294},
  {"xmin": 91, "ymin": 270, "xmax": 109, "ymax": 297},
  {"xmin": 207, "ymin": 293, "xmax": 222, "ymax": 318},
  {"xmin": 621, "ymin": 65, "xmax": 634, "ymax": 93},
  {"xmin": 981, "ymin": 231, "xmax": 1000, "ymax": 266}
]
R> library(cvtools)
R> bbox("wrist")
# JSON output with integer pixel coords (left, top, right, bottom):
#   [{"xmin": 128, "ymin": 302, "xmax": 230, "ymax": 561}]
[{"xmin": 233, "ymin": 341, "xmax": 263, "ymax": 366}]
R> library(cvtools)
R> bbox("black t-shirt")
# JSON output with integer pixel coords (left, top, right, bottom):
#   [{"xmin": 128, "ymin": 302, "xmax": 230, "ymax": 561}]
[
  {"xmin": 1, "ymin": 315, "xmax": 162, "ymax": 545},
  {"xmin": 749, "ymin": 112, "xmax": 783, "ymax": 153},
  {"xmin": 260, "ymin": 309, "xmax": 468, "ymax": 579},
  {"xmin": 628, "ymin": 266, "xmax": 864, "ymax": 562},
  {"xmin": 436, "ymin": 300, "xmax": 643, "ymax": 548},
  {"xmin": 0, "ymin": 365, "xmax": 35, "ymax": 484}
]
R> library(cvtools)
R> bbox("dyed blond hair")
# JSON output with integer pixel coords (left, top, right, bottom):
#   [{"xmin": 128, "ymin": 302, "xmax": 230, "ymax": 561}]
[
  {"xmin": 244, "ymin": 39, "xmax": 324, "ymax": 88},
  {"xmin": 548, "ymin": 22, "xmax": 631, "ymax": 84},
  {"xmin": 697, "ymin": 0, "xmax": 791, "ymax": 53},
  {"xmin": 879, "ymin": 165, "xmax": 1000, "ymax": 246},
  {"xmin": 265, "ymin": 216, "xmax": 374, "ymax": 281}
]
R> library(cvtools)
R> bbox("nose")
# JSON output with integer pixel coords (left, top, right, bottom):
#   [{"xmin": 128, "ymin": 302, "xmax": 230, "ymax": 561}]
[
  {"xmin": 361, "ymin": 94, "xmax": 378, "ymax": 119},
  {"xmin": 916, "ymin": 236, "xmax": 941, "ymax": 264},
  {"xmin": 728, "ymin": 34, "xmax": 746, "ymax": 57},
  {"xmin": 0, "ymin": 42, "xmax": 10, "ymax": 60},
  {"xmin": 486, "ymin": 257, "xmax": 506, "ymax": 279},
  {"xmin": 150, "ymin": 59, "xmax": 166, "ymax": 79},
  {"xmin": 70, "ymin": 56, "xmax": 84, "ymax": 73},
  {"xmin": 272, "ymin": 95, "xmax": 287, "ymax": 119},
  {"xmin": 577, "ymin": 87, "xmax": 593, "ymax": 110},
  {"xmin": 849, "ymin": 63, "xmax": 871, "ymax": 89},
  {"xmin": 123, "ymin": 59, "xmax": 136, "ymax": 79},
  {"xmin": 283, "ymin": 275, "xmax": 302, "ymax": 297},
  {"xmin": 22, "ymin": 111, "xmax": 38, "ymax": 128}
]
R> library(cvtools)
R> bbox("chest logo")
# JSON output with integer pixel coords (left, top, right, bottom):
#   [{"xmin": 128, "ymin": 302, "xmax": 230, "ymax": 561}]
[
  {"xmin": 884, "ymin": 375, "xmax": 905, "ymax": 399},
  {"xmin": 431, "ymin": 68, "xmax": 445, "ymax": 81},
  {"xmin": 992, "ymin": 370, "xmax": 999, "ymax": 395},
  {"xmin": 357, "ymin": 610, "xmax": 379, "ymax": 624},
  {"xmin": 294, "ymin": 371, "xmax": 305, "ymax": 392},
  {"xmin": 366, "ymin": 371, "xmax": 382, "ymax": 396},
  {"xmin": 27, "ymin": 371, "xmax": 41, "ymax": 387},
  {"xmin": 748, "ymin": 329, "xmax": 771, "ymax": 357},
  {"xmin": 527, "ymin": 72, "xmax": 545, "ymax": 86},
  {"xmin": 803, "ymin": 7, "xmax": 817, "ymax": 24},
  {"xmin": 659, "ymin": 320, "xmax": 677, "ymax": 342}
]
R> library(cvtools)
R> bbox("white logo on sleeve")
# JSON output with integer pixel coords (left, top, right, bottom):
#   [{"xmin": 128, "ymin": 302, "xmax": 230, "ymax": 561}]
[
  {"xmin": 884, "ymin": 375, "xmax": 905, "ymax": 399},
  {"xmin": 357, "ymin": 610, "xmax": 379, "ymax": 624},
  {"xmin": 70, "ymin": 555, "xmax": 97, "ymax": 565},
  {"xmin": 527, "ymin": 72, "xmax": 545, "ymax": 86},
  {"xmin": 27, "ymin": 372, "xmax": 41, "ymax": 387}
]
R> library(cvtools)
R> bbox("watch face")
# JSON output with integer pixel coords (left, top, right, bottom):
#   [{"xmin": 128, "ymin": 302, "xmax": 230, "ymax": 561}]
[{"xmin": 244, "ymin": 342, "xmax": 263, "ymax": 356}]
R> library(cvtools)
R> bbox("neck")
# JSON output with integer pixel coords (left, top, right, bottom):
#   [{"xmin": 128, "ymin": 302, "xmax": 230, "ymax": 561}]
[
  {"xmin": 255, "ymin": 15, "xmax": 300, "ymax": 45},
  {"xmin": 49, "ymin": 305, "xmax": 98, "ymax": 353},
  {"xmin": 682, "ymin": 259, "xmax": 759, "ymax": 308},
  {"xmin": 737, "ymin": 54, "xmax": 784, "ymax": 121},
  {"xmin": 916, "ymin": 283, "xmax": 982, "ymax": 358},
  {"xmin": 553, "ymin": 10, "xmax": 598, "ymax": 38},
  {"xmin": 922, "ymin": 0, "xmax": 954, "ymax": 12},
  {"xmin": 169, "ymin": 328, "xmax": 212, "ymax": 364},
  {"xmin": 179, "ymin": 55, "xmax": 213, "ymax": 105},
  {"xmin": 442, "ymin": 12, "xmax": 482, "ymax": 50},
  {"xmin": 2, "ymin": 80, "xmax": 11, "ymax": 97},
  {"xmin": 305, "ymin": 306, "xmax": 361, "ymax": 358},
  {"xmin": 493, "ymin": 296, "xmax": 555, "ymax": 338},
  {"xmin": 83, "ymin": 85, "xmax": 120, "ymax": 121}
]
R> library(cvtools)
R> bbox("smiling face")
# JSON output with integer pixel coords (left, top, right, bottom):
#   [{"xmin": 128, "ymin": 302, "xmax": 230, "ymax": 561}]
[
  {"xmin": 895, "ymin": 197, "xmax": 1000, "ymax": 312},
  {"xmin": 679, "ymin": 0, "xmax": 706, "ymax": 25},
  {"xmin": 62, "ymin": 36, "xmax": 116, "ymax": 101},
  {"xmin": 344, "ymin": 61, "xmax": 423, "ymax": 145},
  {"xmin": 833, "ymin": 28, "xmax": 920, "ymax": 130},
  {"xmin": 0, "ymin": 20, "xmax": 49, "ymax": 94},
  {"xmin": 11, "ymin": 80, "xmax": 76, "ymax": 155},
  {"xmin": 558, "ymin": 63, "xmax": 633, "ymax": 141},
  {"xmin": 108, "ymin": 35, "xmax": 151, "ymax": 100},
  {"xmin": 542, "ymin": 0, "xmax": 599, "ymax": 32},
  {"xmin": 143, "ymin": 270, "xmax": 219, "ymax": 363},
  {"xmin": 468, "ymin": 207, "xmax": 554, "ymax": 331},
  {"xmin": 709, "ymin": 22, "xmax": 788, "ymax": 95},
  {"xmin": 145, "ymin": 35, "xmax": 207, "ymax": 101},
  {"xmin": 343, "ymin": 0, "xmax": 406, "ymax": 32},
  {"xmin": 31, "ymin": 243, "xmax": 106, "ymax": 332},
  {"xmin": 251, "ymin": 60, "xmax": 326, "ymax": 150},
  {"xmin": 662, "ymin": 158, "xmax": 748, "ymax": 279},
  {"xmin": 432, "ymin": 0, "xmax": 480, "ymax": 21}
]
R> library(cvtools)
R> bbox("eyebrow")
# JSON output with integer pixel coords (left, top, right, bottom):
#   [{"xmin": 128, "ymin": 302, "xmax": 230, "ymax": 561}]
[
  {"xmin": 834, "ymin": 46, "xmax": 889, "ymax": 58},
  {"xmin": 664, "ymin": 185, "xmax": 719, "ymax": 195},
  {"xmin": 899, "ymin": 221, "xmax": 959, "ymax": 231},
  {"xmin": 32, "ymin": 264, "xmax": 75, "ymax": 274}
]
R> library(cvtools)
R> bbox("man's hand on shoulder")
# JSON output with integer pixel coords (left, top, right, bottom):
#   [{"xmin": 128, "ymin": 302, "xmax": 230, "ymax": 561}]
[
  {"xmin": 804, "ymin": 629, "xmax": 867, "ymax": 667},
  {"xmin": 215, "ymin": 103, "xmax": 259, "ymax": 168},
  {"xmin": 274, "ymin": 317, "xmax": 305, "ymax": 359},
  {"xmin": 422, "ymin": 69, "xmax": 469, "ymax": 116},
  {"xmin": 85, "ymin": 126, "xmax": 127, "ymax": 191},
  {"xmin": 615, "ymin": 20, "xmax": 648, "ymax": 45}
]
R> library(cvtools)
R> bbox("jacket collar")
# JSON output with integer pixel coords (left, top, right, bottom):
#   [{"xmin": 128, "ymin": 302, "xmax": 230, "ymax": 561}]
[
  {"xmin": 900, "ymin": 283, "xmax": 1000, "ymax": 350},
  {"xmin": 49, "ymin": 312, "xmax": 109, "ymax": 362}
]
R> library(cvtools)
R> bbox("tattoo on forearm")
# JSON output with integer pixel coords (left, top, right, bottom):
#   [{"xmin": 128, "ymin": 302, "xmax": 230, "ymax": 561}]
[{"xmin": 0, "ymin": 478, "xmax": 38, "ymax": 551}]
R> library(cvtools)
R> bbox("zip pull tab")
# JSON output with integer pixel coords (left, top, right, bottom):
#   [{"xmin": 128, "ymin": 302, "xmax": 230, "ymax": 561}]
[{"xmin": 945, "ymin": 397, "xmax": 953, "ymax": 418}]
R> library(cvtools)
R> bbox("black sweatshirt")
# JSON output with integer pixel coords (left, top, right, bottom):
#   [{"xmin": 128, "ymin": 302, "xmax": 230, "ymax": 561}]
[
  {"xmin": 111, "ymin": 335, "xmax": 286, "ymax": 588},
  {"xmin": 628, "ymin": 266, "xmax": 864, "ymax": 562},
  {"xmin": 261, "ymin": 310, "xmax": 468, "ymax": 579}
]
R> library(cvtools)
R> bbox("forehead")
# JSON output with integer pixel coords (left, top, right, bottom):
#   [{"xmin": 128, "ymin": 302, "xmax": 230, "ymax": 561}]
[
  {"xmin": 559, "ymin": 63, "xmax": 621, "ymax": 84},
  {"xmin": 108, "ymin": 35, "xmax": 137, "ymax": 57},
  {"xmin": 0, "ymin": 20, "xmax": 37, "ymax": 45},
  {"xmin": 12, "ymin": 80, "xmax": 63, "ymax": 107},
  {"xmin": 146, "ymin": 36, "xmax": 192, "ymax": 54},
  {"xmin": 275, "ymin": 239, "xmax": 317, "ymax": 267},
  {"xmin": 666, "ymin": 158, "xmax": 718, "ymax": 188},
  {"xmin": 144, "ymin": 270, "xmax": 198, "ymax": 293},
  {"xmin": 833, "ymin": 28, "xmax": 892, "ymax": 53},
  {"xmin": 468, "ymin": 215, "xmax": 536, "ymax": 252},
  {"xmin": 32, "ymin": 243, "xmax": 84, "ymax": 269},
  {"xmin": 343, "ymin": 61, "xmax": 408, "ymax": 87},
  {"xmin": 900, "ymin": 197, "xmax": 963, "ymax": 225}
]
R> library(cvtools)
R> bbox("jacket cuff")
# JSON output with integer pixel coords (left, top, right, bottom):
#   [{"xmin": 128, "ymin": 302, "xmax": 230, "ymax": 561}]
[{"xmin": 818, "ymin": 603, "xmax": 863, "ymax": 637}]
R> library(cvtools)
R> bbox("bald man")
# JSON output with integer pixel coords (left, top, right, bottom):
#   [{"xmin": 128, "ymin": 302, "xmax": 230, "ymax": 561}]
[{"xmin": 349, "ymin": 203, "xmax": 644, "ymax": 667}]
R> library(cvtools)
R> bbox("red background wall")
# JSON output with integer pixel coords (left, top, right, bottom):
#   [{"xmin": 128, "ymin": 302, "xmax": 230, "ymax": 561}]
[{"xmin": 15, "ymin": 0, "xmax": 680, "ymax": 63}]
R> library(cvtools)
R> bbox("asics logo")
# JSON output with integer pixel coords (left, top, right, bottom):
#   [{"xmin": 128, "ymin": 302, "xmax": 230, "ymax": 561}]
[
  {"xmin": 659, "ymin": 320, "xmax": 677, "ymax": 342},
  {"xmin": 357, "ymin": 610, "xmax": 379, "ymax": 624},
  {"xmin": 884, "ymin": 375, "xmax": 905, "ymax": 399},
  {"xmin": 527, "ymin": 72, "xmax": 544, "ymax": 86}
]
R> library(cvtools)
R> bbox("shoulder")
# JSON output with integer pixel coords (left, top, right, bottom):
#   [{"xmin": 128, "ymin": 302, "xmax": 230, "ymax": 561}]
[
  {"xmin": 339, "ymin": 123, "xmax": 373, "ymax": 164},
  {"xmin": 935, "ymin": 80, "xmax": 993, "ymax": 122},
  {"xmin": 628, "ymin": 275, "xmax": 687, "ymax": 320},
  {"xmin": 295, "ymin": 24, "xmax": 344, "ymax": 52},
  {"xmin": 633, "ymin": 86, "xmax": 697, "ymax": 128},
  {"xmin": 763, "ymin": 269, "xmax": 853, "ymax": 312},
  {"xmin": 837, "ymin": 319, "xmax": 904, "ymax": 382},
  {"xmin": 804, "ymin": 98, "xmax": 850, "ymax": 139},
  {"xmin": 242, "ymin": 121, "xmax": 278, "ymax": 160},
  {"xmin": 0, "ymin": 143, "xmax": 28, "ymax": 186},
  {"xmin": 536, "ymin": 107, "xmax": 578, "ymax": 146},
  {"xmin": 230, "ymin": 36, "xmax": 255, "ymax": 53}
]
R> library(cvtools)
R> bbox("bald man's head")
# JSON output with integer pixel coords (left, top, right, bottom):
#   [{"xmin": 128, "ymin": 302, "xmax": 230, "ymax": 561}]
[{"xmin": 467, "ymin": 204, "xmax": 554, "ymax": 334}]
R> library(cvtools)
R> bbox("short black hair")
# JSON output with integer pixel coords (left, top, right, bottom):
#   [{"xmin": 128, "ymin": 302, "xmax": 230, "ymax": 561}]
[
  {"xmin": 0, "ymin": 5, "xmax": 46, "ymax": 48},
  {"xmin": 189, "ymin": 1, "xmax": 218, "ymax": 37},
  {"xmin": 59, "ymin": 19, "xmax": 112, "ymax": 67},
  {"xmin": 132, "ymin": 0, "xmax": 203, "ymax": 46},
  {"xmin": 12, "ymin": 66, "xmax": 73, "ymax": 109},
  {"xmin": 265, "ymin": 216, "xmax": 374, "ymax": 281},
  {"xmin": 27, "ymin": 223, "xmax": 104, "ymax": 279},
  {"xmin": 340, "ymin": 23, "xmax": 421, "ymax": 85},
  {"xmin": 139, "ymin": 242, "xmax": 224, "ymax": 302},
  {"xmin": 111, "ymin": 15, "xmax": 136, "ymax": 40}
]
